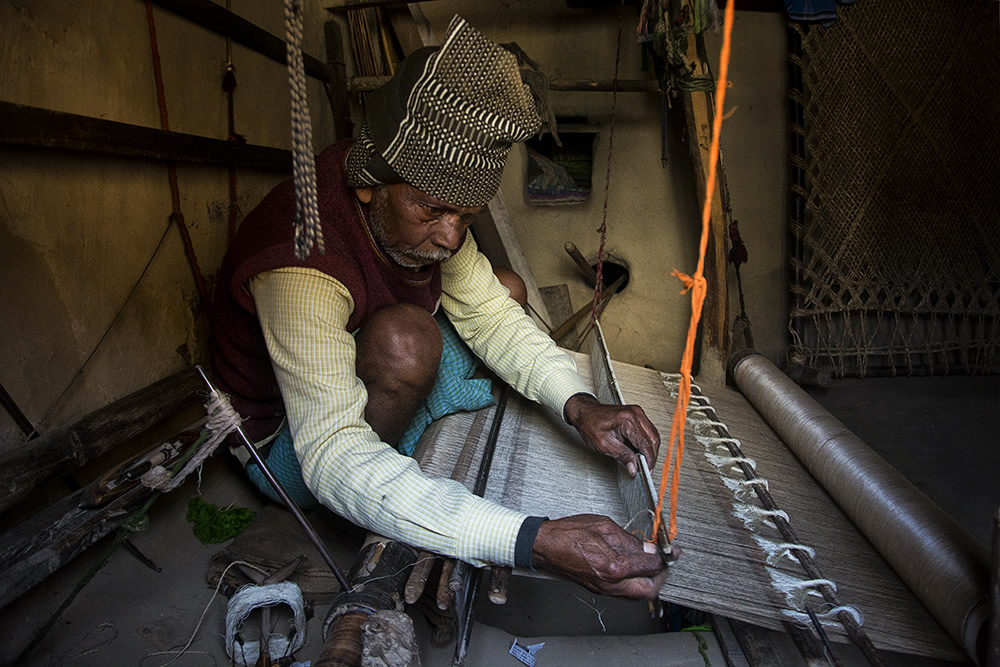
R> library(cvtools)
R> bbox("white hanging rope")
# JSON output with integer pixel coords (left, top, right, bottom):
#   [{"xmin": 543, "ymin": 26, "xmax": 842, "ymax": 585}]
[{"xmin": 283, "ymin": 0, "xmax": 324, "ymax": 260}]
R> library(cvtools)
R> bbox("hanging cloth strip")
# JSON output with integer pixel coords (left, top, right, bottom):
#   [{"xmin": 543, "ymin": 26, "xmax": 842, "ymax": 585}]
[{"xmin": 784, "ymin": 0, "xmax": 858, "ymax": 25}]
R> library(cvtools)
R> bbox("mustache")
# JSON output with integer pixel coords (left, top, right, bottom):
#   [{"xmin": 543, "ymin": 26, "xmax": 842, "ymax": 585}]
[
  {"xmin": 369, "ymin": 197, "xmax": 452, "ymax": 266},
  {"xmin": 401, "ymin": 246, "xmax": 453, "ymax": 263}
]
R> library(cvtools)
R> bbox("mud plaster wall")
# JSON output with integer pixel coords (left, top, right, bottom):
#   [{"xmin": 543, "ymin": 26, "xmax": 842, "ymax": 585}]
[
  {"xmin": 418, "ymin": 4, "xmax": 788, "ymax": 377},
  {"xmin": 0, "ymin": 0, "xmax": 337, "ymax": 447}
]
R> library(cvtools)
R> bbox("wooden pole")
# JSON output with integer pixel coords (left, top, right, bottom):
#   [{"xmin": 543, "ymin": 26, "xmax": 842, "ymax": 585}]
[
  {"xmin": 325, "ymin": 20, "xmax": 355, "ymax": 142},
  {"xmin": 326, "ymin": 0, "xmax": 439, "ymax": 11},
  {"xmin": 680, "ymin": 29, "xmax": 730, "ymax": 381},
  {"xmin": 549, "ymin": 273, "xmax": 627, "ymax": 343},
  {"xmin": 0, "ymin": 367, "xmax": 203, "ymax": 515},
  {"xmin": 0, "ymin": 470, "xmax": 159, "ymax": 608}
]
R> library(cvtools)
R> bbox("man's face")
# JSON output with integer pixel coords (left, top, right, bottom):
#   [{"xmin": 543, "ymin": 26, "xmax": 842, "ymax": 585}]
[{"xmin": 360, "ymin": 184, "xmax": 482, "ymax": 269}]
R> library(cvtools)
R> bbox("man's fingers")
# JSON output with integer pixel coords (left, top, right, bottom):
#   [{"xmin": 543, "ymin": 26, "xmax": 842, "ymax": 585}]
[
  {"xmin": 533, "ymin": 515, "xmax": 670, "ymax": 601},
  {"xmin": 601, "ymin": 569, "xmax": 669, "ymax": 600},
  {"xmin": 621, "ymin": 407, "xmax": 660, "ymax": 467},
  {"xmin": 620, "ymin": 543, "xmax": 670, "ymax": 578},
  {"xmin": 614, "ymin": 446, "xmax": 639, "ymax": 477}
]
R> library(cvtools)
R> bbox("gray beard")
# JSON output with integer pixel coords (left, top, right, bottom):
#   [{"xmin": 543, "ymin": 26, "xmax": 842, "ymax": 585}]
[{"xmin": 368, "ymin": 190, "xmax": 453, "ymax": 267}]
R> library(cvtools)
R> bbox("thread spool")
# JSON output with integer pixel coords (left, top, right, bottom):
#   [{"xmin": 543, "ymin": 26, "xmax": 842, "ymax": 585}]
[{"xmin": 225, "ymin": 581, "xmax": 307, "ymax": 665}]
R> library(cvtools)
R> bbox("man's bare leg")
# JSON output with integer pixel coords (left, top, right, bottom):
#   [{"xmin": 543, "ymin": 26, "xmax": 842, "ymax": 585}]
[
  {"xmin": 493, "ymin": 267, "xmax": 527, "ymax": 307},
  {"xmin": 356, "ymin": 269, "xmax": 524, "ymax": 444},
  {"xmin": 355, "ymin": 303, "xmax": 442, "ymax": 445}
]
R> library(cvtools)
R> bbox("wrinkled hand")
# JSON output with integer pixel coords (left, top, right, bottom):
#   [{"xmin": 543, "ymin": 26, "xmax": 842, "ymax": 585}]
[
  {"xmin": 564, "ymin": 393, "xmax": 660, "ymax": 477},
  {"xmin": 532, "ymin": 514, "xmax": 668, "ymax": 599}
]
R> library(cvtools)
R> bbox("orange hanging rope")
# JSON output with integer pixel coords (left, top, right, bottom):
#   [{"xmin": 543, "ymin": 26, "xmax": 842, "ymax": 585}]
[{"xmin": 652, "ymin": 0, "xmax": 736, "ymax": 543}]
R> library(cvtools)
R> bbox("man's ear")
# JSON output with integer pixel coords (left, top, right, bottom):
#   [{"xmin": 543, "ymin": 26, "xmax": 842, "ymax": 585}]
[{"xmin": 355, "ymin": 187, "xmax": 373, "ymax": 204}]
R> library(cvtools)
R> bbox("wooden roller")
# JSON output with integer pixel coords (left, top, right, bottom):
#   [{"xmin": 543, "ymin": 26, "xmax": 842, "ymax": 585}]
[{"xmin": 730, "ymin": 351, "xmax": 991, "ymax": 663}]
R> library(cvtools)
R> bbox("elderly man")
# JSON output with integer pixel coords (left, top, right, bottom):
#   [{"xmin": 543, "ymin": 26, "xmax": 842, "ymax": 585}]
[{"xmin": 213, "ymin": 16, "xmax": 667, "ymax": 599}]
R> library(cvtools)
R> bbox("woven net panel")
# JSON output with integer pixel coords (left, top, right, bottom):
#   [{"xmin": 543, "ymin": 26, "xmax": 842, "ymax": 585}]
[{"xmin": 788, "ymin": 0, "xmax": 1000, "ymax": 377}]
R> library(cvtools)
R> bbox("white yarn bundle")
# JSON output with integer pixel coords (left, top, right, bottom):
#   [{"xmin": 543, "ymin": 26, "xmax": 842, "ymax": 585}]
[{"xmin": 226, "ymin": 581, "xmax": 307, "ymax": 665}]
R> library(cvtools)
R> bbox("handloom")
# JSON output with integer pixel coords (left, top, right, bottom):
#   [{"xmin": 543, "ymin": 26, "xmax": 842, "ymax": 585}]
[{"xmin": 411, "ymin": 344, "xmax": 988, "ymax": 663}]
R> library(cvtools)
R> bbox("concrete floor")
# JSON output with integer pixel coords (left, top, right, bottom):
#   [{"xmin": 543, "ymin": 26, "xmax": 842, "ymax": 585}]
[{"xmin": 0, "ymin": 373, "xmax": 996, "ymax": 666}]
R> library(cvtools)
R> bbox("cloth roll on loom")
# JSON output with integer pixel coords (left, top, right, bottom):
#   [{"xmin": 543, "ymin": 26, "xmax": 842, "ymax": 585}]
[{"xmin": 730, "ymin": 350, "xmax": 992, "ymax": 663}]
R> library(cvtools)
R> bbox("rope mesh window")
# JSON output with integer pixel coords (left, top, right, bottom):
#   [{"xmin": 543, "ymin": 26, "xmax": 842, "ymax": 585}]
[{"xmin": 787, "ymin": 0, "xmax": 1000, "ymax": 377}]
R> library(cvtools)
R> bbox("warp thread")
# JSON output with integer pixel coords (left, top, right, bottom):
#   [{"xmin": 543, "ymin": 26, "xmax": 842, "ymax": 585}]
[
  {"xmin": 142, "ymin": 391, "xmax": 241, "ymax": 492},
  {"xmin": 752, "ymin": 535, "xmax": 816, "ymax": 566},
  {"xmin": 721, "ymin": 475, "xmax": 769, "ymax": 502},
  {"xmin": 226, "ymin": 581, "xmax": 307, "ymax": 665},
  {"xmin": 623, "ymin": 508, "xmax": 656, "ymax": 536},
  {"xmin": 660, "ymin": 372, "xmax": 865, "ymax": 627},
  {"xmin": 784, "ymin": 604, "xmax": 866, "ymax": 628},
  {"xmin": 704, "ymin": 451, "xmax": 757, "ymax": 474},
  {"xmin": 769, "ymin": 570, "xmax": 838, "ymax": 609},
  {"xmin": 733, "ymin": 504, "xmax": 789, "ymax": 531}
]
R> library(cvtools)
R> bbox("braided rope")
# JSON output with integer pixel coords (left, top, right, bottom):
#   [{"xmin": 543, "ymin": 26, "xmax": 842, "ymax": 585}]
[{"xmin": 284, "ymin": 0, "xmax": 324, "ymax": 260}]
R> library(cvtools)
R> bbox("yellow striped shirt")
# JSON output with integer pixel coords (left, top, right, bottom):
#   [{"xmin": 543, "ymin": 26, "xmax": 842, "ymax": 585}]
[{"xmin": 251, "ymin": 233, "xmax": 589, "ymax": 566}]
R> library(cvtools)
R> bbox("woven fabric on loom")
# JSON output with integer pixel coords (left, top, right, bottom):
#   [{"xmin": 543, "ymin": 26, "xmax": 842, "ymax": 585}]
[
  {"xmin": 412, "ymin": 352, "xmax": 965, "ymax": 661},
  {"xmin": 788, "ymin": 0, "xmax": 1000, "ymax": 377}
]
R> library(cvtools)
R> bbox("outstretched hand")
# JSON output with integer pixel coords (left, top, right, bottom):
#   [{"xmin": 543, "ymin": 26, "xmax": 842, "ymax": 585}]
[
  {"xmin": 564, "ymin": 393, "xmax": 660, "ymax": 477},
  {"xmin": 531, "ymin": 514, "xmax": 668, "ymax": 599}
]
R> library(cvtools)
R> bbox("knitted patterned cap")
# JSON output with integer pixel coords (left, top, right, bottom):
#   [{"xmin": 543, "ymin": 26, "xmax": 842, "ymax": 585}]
[{"xmin": 346, "ymin": 15, "xmax": 542, "ymax": 207}]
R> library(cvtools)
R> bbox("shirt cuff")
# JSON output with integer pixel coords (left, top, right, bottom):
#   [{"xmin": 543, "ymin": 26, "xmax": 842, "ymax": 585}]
[
  {"xmin": 514, "ymin": 516, "xmax": 548, "ymax": 570},
  {"xmin": 536, "ymin": 370, "xmax": 592, "ymax": 421}
]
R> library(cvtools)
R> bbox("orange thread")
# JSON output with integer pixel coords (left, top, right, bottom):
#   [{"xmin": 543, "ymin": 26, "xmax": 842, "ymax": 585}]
[{"xmin": 652, "ymin": 0, "xmax": 736, "ymax": 543}]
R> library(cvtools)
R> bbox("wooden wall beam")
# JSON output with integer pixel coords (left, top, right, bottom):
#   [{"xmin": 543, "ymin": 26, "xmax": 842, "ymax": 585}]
[
  {"xmin": 0, "ymin": 367, "xmax": 204, "ymax": 516},
  {"xmin": 148, "ymin": 0, "xmax": 331, "ymax": 82},
  {"xmin": 326, "ymin": 0, "xmax": 440, "ymax": 12},
  {"xmin": 349, "ymin": 75, "xmax": 660, "ymax": 94},
  {"xmin": 0, "ymin": 102, "xmax": 294, "ymax": 171}
]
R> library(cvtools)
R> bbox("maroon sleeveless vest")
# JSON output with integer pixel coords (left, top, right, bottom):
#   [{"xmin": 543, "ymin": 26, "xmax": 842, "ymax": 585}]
[{"xmin": 212, "ymin": 140, "xmax": 442, "ymax": 441}]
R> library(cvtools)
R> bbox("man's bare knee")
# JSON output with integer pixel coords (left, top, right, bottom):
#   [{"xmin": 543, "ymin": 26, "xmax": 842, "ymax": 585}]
[
  {"xmin": 494, "ymin": 268, "xmax": 527, "ymax": 307},
  {"xmin": 356, "ymin": 304, "xmax": 442, "ymax": 392}
]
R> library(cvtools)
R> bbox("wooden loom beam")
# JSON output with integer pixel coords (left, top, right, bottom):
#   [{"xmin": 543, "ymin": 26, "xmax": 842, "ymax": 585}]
[
  {"xmin": 0, "ymin": 367, "xmax": 204, "ymax": 516},
  {"xmin": 731, "ymin": 351, "xmax": 992, "ymax": 664},
  {"xmin": 0, "ymin": 457, "xmax": 162, "ymax": 609}
]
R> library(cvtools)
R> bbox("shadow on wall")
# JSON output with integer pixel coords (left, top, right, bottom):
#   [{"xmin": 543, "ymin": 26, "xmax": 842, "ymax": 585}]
[{"xmin": 0, "ymin": 225, "xmax": 78, "ymax": 449}]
